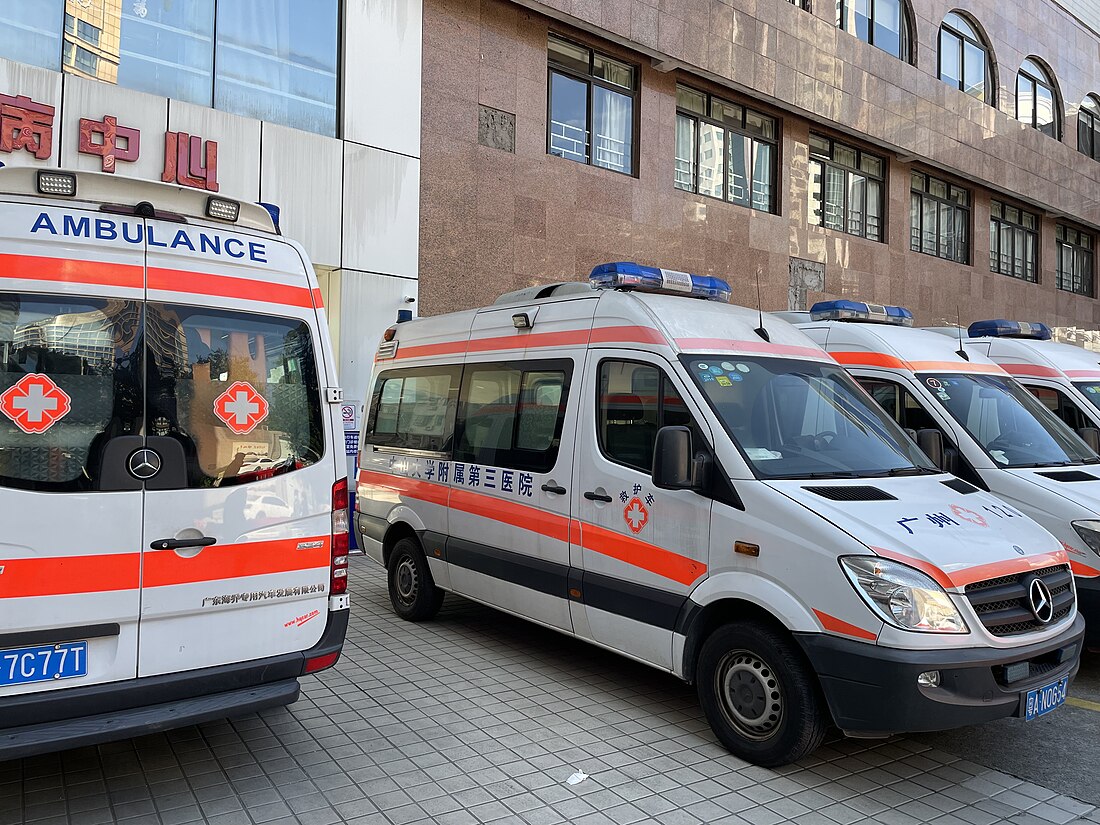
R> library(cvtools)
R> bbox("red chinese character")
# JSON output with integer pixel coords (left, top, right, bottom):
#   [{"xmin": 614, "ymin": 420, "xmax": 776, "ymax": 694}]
[
  {"xmin": 162, "ymin": 130, "xmax": 218, "ymax": 191},
  {"xmin": 0, "ymin": 94, "xmax": 55, "ymax": 160},
  {"xmin": 78, "ymin": 115, "xmax": 140, "ymax": 173}
]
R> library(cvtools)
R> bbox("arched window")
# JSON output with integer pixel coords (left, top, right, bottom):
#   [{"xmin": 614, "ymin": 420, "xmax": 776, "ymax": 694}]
[
  {"xmin": 837, "ymin": 0, "xmax": 914, "ymax": 64},
  {"xmin": 938, "ymin": 12, "xmax": 993, "ymax": 103},
  {"xmin": 1016, "ymin": 58, "xmax": 1061, "ymax": 139},
  {"xmin": 1078, "ymin": 95, "xmax": 1100, "ymax": 160}
]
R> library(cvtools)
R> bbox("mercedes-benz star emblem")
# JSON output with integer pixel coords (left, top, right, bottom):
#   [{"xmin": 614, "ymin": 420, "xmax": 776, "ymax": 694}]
[
  {"xmin": 128, "ymin": 448, "xmax": 162, "ymax": 480},
  {"xmin": 1027, "ymin": 577, "xmax": 1055, "ymax": 624}
]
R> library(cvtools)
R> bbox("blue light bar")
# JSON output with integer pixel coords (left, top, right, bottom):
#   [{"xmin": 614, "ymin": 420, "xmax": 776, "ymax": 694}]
[
  {"xmin": 809, "ymin": 299, "xmax": 914, "ymax": 326},
  {"xmin": 967, "ymin": 319, "xmax": 1052, "ymax": 340},
  {"xmin": 589, "ymin": 262, "xmax": 731, "ymax": 303}
]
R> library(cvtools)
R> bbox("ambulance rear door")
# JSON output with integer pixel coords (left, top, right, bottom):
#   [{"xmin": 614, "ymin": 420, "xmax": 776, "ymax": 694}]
[
  {"xmin": 137, "ymin": 217, "xmax": 336, "ymax": 677},
  {"xmin": 0, "ymin": 201, "xmax": 144, "ymax": 698}
]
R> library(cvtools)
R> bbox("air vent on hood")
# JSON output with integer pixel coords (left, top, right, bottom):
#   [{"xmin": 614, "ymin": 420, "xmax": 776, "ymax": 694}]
[
  {"xmin": 941, "ymin": 478, "xmax": 978, "ymax": 494},
  {"xmin": 803, "ymin": 486, "xmax": 897, "ymax": 501},
  {"xmin": 1038, "ymin": 471, "xmax": 1099, "ymax": 482}
]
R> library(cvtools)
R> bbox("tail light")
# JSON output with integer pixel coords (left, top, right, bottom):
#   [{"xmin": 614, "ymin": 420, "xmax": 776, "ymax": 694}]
[{"xmin": 331, "ymin": 478, "xmax": 349, "ymax": 595}]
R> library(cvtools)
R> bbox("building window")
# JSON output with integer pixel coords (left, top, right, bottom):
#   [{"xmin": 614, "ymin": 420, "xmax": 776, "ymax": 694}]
[
  {"xmin": 990, "ymin": 201, "xmax": 1039, "ymax": 282},
  {"xmin": 215, "ymin": 1, "xmax": 340, "ymax": 137},
  {"xmin": 837, "ymin": 0, "xmax": 913, "ymax": 63},
  {"xmin": 547, "ymin": 35, "xmax": 636, "ymax": 175},
  {"xmin": 65, "ymin": 16, "xmax": 102, "ymax": 48},
  {"xmin": 0, "ymin": 5, "xmax": 63, "ymax": 71},
  {"xmin": 674, "ymin": 85, "xmax": 778, "ymax": 213},
  {"xmin": 808, "ymin": 133, "xmax": 885, "ymax": 242},
  {"xmin": 117, "ymin": 0, "xmax": 215, "ymax": 107},
  {"xmin": 1016, "ymin": 57, "xmax": 1060, "ymax": 139},
  {"xmin": 1056, "ymin": 225, "xmax": 1094, "ymax": 296},
  {"xmin": 789, "ymin": 0, "xmax": 812, "ymax": 10},
  {"xmin": 910, "ymin": 172, "xmax": 969, "ymax": 263},
  {"xmin": 938, "ymin": 12, "xmax": 991, "ymax": 103},
  {"xmin": 1078, "ymin": 96, "xmax": 1100, "ymax": 161}
]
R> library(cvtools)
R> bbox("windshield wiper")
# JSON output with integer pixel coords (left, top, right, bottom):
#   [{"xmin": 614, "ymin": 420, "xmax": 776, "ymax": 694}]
[
  {"xmin": 767, "ymin": 471, "xmax": 864, "ymax": 480},
  {"xmin": 861, "ymin": 466, "xmax": 939, "ymax": 477}
]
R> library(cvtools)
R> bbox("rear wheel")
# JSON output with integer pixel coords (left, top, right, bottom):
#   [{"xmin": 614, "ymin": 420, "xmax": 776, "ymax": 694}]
[
  {"xmin": 387, "ymin": 537, "xmax": 444, "ymax": 621},
  {"xmin": 696, "ymin": 621, "xmax": 828, "ymax": 766}
]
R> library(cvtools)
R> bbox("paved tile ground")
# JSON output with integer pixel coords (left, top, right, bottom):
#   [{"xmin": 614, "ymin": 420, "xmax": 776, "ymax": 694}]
[{"xmin": 2, "ymin": 556, "xmax": 1099, "ymax": 825}]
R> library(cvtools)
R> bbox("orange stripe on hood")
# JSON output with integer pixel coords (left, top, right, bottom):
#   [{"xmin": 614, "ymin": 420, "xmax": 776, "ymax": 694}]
[{"xmin": 873, "ymin": 546, "xmax": 1069, "ymax": 589}]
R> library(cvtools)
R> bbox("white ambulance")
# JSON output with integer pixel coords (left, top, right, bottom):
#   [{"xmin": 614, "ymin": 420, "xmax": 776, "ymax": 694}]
[
  {"xmin": 959, "ymin": 320, "xmax": 1100, "ymax": 443},
  {"xmin": 792, "ymin": 301, "xmax": 1100, "ymax": 650},
  {"xmin": 0, "ymin": 167, "xmax": 349, "ymax": 759},
  {"xmin": 356, "ymin": 263, "xmax": 1082, "ymax": 766}
]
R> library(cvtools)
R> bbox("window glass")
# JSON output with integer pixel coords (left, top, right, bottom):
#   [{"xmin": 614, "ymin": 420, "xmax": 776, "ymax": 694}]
[
  {"xmin": 1036, "ymin": 84, "xmax": 1055, "ymax": 137},
  {"xmin": 598, "ymin": 361, "xmax": 697, "ymax": 473},
  {"xmin": 0, "ymin": 293, "xmax": 142, "ymax": 493},
  {"xmin": 926, "ymin": 373, "xmax": 1094, "ymax": 467},
  {"xmin": 685, "ymin": 356, "xmax": 934, "ymax": 479},
  {"xmin": 146, "ymin": 305, "xmax": 324, "ymax": 488},
  {"xmin": 823, "ymin": 165, "xmax": 845, "ymax": 231},
  {"xmin": 676, "ymin": 85, "xmax": 706, "ymax": 115},
  {"xmin": 698, "ymin": 123, "xmax": 725, "ymax": 199},
  {"xmin": 810, "ymin": 134, "xmax": 884, "ymax": 240},
  {"xmin": 0, "ymin": 5, "xmax": 63, "ymax": 71},
  {"xmin": 728, "ymin": 132, "xmax": 751, "ymax": 207},
  {"xmin": 751, "ymin": 141, "xmax": 774, "ymax": 212},
  {"xmin": 962, "ymin": 40, "xmax": 985, "ymax": 100},
  {"xmin": 592, "ymin": 85, "xmax": 633, "ymax": 174},
  {"xmin": 455, "ymin": 361, "xmax": 571, "ymax": 472},
  {"xmin": 1017, "ymin": 58, "xmax": 1059, "ymax": 138},
  {"xmin": 1029, "ymin": 386, "xmax": 1090, "ymax": 432},
  {"xmin": 1073, "ymin": 383, "xmax": 1100, "ymax": 415},
  {"xmin": 674, "ymin": 114, "xmax": 695, "ymax": 190},
  {"xmin": 592, "ymin": 55, "xmax": 633, "ymax": 88},
  {"xmin": 548, "ymin": 36, "xmax": 589, "ymax": 74},
  {"xmin": 368, "ymin": 368, "xmax": 459, "ymax": 451},
  {"xmin": 911, "ymin": 172, "xmax": 970, "ymax": 263},
  {"xmin": 990, "ymin": 200, "xmax": 1039, "ymax": 282},
  {"xmin": 1056, "ymin": 225, "xmax": 1094, "ymax": 296},
  {"xmin": 117, "ymin": 0, "xmax": 215, "ymax": 106},
  {"xmin": 872, "ymin": 0, "xmax": 902, "ymax": 58},
  {"xmin": 214, "ymin": 0, "xmax": 339, "ymax": 136},
  {"xmin": 549, "ymin": 72, "xmax": 589, "ymax": 164}
]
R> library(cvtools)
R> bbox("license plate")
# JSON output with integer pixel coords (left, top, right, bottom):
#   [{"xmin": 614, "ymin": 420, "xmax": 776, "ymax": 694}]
[
  {"xmin": 1024, "ymin": 676, "xmax": 1069, "ymax": 720},
  {"xmin": 0, "ymin": 642, "xmax": 87, "ymax": 687}
]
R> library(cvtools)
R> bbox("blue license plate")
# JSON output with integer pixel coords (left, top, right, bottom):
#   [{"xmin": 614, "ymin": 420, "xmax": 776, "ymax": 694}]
[
  {"xmin": 0, "ymin": 642, "xmax": 87, "ymax": 687},
  {"xmin": 1024, "ymin": 676, "xmax": 1069, "ymax": 720}
]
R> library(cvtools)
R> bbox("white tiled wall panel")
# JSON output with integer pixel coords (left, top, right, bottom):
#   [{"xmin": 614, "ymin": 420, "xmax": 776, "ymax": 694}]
[
  {"xmin": 166, "ymin": 99, "xmax": 261, "ymax": 201},
  {"xmin": 0, "ymin": 62, "xmax": 61, "ymax": 170},
  {"xmin": 341, "ymin": 142, "xmax": 420, "ymax": 277},
  {"xmin": 338, "ymin": 270, "xmax": 418, "ymax": 402}
]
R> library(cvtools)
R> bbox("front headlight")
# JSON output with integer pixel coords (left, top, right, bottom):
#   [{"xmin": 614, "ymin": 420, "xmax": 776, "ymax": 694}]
[
  {"xmin": 1071, "ymin": 520, "xmax": 1100, "ymax": 556},
  {"xmin": 840, "ymin": 556, "xmax": 969, "ymax": 633}
]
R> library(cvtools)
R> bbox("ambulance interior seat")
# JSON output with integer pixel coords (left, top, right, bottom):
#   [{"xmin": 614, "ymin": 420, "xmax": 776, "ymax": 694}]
[{"xmin": 603, "ymin": 393, "xmax": 654, "ymax": 470}]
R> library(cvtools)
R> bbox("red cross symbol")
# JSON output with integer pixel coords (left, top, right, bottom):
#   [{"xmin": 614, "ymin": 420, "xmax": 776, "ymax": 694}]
[
  {"xmin": 213, "ymin": 381, "xmax": 269, "ymax": 435},
  {"xmin": 0, "ymin": 374, "xmax": 72, "ymax": 434},
  {"xmin": 623, "ymin": 496, "xmax": 649, "ymax": 534}
]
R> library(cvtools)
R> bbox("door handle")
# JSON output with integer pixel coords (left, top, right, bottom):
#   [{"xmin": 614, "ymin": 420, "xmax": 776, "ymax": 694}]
[
  {"xmin": 583, "ymin": 491, "xmax": 613, "ymax": 503},
  {"xmin": 149, "ymin": 536, "xmax": 218, "ymax": 551},
  {"xmin": 541, "ymin": 483, "xmax": 567, "ymax": 495}
]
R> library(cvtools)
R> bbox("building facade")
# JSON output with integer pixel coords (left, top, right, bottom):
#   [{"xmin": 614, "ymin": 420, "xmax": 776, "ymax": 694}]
[
  {"xmin": 0, "ymin": 0, "xmax": 422, "ymax": 405},
  {"xmin": 419, "ymin": 0, "xmax": 1100, "ymax": 336}
]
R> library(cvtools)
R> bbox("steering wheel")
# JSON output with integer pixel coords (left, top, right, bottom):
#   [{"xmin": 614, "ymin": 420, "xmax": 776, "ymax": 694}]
[
  {"xmin": 986, "ymin": 430, "xmax": 1025, "ymax": 453},
  {"xmin": 814, "ymin": 431, "xmax": 838, "ymax": 449}
]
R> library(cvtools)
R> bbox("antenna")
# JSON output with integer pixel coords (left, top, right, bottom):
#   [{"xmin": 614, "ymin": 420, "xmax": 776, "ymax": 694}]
[
  {"xmin": 956, "ymin": 305, "xmax": 969, "ymax": 361},
  {"xmin": 754, "ymin": 266, "xmax": 770, "ymax": 342}
]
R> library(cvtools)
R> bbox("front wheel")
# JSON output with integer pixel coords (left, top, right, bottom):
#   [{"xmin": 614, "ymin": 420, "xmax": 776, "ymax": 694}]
[
  {"xmin": 696, "ymin": 621, "xmax": 828, "ymax": 766},
  {"xmin": 387, "ymin": 538, "xmax": 444, "ymax": 621}
]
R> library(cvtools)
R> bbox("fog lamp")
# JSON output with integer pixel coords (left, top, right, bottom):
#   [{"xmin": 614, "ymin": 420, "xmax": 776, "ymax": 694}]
[{"xmin": 917, "ymin": 670, "xmax": 941, "ymax": 688}]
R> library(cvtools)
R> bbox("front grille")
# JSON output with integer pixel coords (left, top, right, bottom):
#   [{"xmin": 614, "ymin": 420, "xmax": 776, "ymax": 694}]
[
  {"xmin": 802, "ymin": 485, "xmax": 896, "ymax": 501},
  {"xmin": 964, "ymin": 564, "xmax": 1074, "ymax": 637}
]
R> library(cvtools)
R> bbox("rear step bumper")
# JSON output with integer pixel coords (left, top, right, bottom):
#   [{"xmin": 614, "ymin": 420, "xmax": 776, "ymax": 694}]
[{"xmin": 0, "ymin": 680, "xmax": 299, "ymax": 761}]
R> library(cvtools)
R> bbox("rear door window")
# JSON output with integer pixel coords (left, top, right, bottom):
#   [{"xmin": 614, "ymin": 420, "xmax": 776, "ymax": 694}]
[
  {"xmin": 0, "ymin": 293, "xmax": 142, "ymax": 492},
  {"xmin": 145, "ymin": 304, "xmax": 324, "ymax": 487}
]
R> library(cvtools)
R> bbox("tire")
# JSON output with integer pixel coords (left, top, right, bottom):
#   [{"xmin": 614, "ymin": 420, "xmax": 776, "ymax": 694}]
[
  {"xmin": 387, "ymin": 537, "xmax": 444, "ymax": 621},
  {"xmin": 696, "ymin": 621, "xmax": 828, "ymax": 767}
]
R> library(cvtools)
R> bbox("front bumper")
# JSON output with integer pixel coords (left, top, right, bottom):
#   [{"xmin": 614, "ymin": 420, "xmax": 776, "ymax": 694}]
[
  {"xmin": 1076, "ymin": 576, "xmax": 1100, "ymax": 649},
  {"xmin": 0, "ymin": 609, "xmax": 349, "ymax": 761},
  {"xmin": 796, "ymin": 614, "xmax": 1084, "ymax": 736}
]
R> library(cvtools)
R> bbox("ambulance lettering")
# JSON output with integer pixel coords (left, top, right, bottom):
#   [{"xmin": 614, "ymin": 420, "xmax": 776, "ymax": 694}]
[
  {"xmin": 0, "ymin": 373, "xmax": 71, "ymax": 434},
  {"xmin": 29, "ymin": 212, "xmax": 268, "ymax": 263}
]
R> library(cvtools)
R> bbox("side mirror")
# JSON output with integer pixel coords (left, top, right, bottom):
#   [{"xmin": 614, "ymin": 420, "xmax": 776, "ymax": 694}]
[
  {"xmin": 916, "ymin": 428, "xmax": 945, "ymax": 471},
  {"xmin": 1078, "ymin": 427, "xmax": 1100, "ymax": 453},
  {"xmin": 653, "ymin": 426, "xmax": 704, "ymax": 490}
]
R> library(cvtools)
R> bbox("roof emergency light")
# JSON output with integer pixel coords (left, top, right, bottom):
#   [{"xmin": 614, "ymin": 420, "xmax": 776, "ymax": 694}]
[
  {"xmin": 589, "ymin": 262, "xmax": 731, "ymax": 303},
  {"xmin": 967, "ymin": 319, "xmax": 1052, "ymax": 340},
  {"xmin": 810, "ymin": 299, "xmax": 913, "ymax": 326}
]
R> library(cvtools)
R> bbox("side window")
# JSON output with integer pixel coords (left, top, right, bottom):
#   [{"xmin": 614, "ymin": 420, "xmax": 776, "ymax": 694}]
[
  {"xmin": 455, "ymin": 360, "xmax": 571, "ymax": 472},
  {"xmin": 1030, "ymin": 386, "xmax": 1088, "ymax": 432},
  {"xmin": 858, "ymin": 377, "xmax": 940, "ymax": 433},
  {"xmin": 0, "ymin": 293, "xmax": 142, "ymax": 492},
  {"xmin": 366, "ymin": 366, "xmax": 460, "ymax": 453},
  {"xmin": 598, "ymin": 360, "xmax": 698, "ymax": 473},
  {"xmin": 146, "ymin": 304, "xmax": 325, "ymax": 488}
]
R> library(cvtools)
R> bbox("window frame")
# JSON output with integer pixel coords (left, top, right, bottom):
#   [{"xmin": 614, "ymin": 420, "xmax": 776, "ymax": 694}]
[
  {"xmin": 837, "ymin": 0, "xmax": 914, "ymax": 64},
  {"xmin": 1055, "ymin": 223, "xmax": 1095, "ymax": 297},
  {"xmin": 937, "ymin": 13, "xmax": 992, "ymax": 104},
  {"xmin": 674, "ymin": 84, "xmax": 780, "ymax": 214},
  {"xmin": 365, "ymin": 365, "xmax": 462, "ymax": 457},
  {"xmin": 546, "ymin": 33, "xmax": 639, "ymax": 177},
  {"xmin": 1078, "ymin": 96, "xmax": 1100, "ymax": 161},
  {"xmin": 989, "ymin": 200, "xmax": 1039, "ymax": 282},
  {"xmin": 909, "ymin": 170, "xmax": 971, "ymax": 264},
  {"xmin": 808, "ymin": 133, "xmax": 887, "ymax": 242},
  {"xmin": 453, "ymin": 358, "xmax": 574, "ymax": 473},
  {"xmin": 1016, "ymin": 58, "xmax": 1061, "ymax": 139}
]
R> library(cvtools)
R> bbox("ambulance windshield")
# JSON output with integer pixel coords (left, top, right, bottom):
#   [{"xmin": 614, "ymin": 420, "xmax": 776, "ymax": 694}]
[
  {"xmin": 924, "ymin": 373, "xmax": 1096, "ymax": 468},
  {"xmin": 1073, "ymin": 382, "xmax": 1100, "ymax": 414},
  {"xmin": 685, "ymin": 356, "xmax": 937, "ymax": 479}
]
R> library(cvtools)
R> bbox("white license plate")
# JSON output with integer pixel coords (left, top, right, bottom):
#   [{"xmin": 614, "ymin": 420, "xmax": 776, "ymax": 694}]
[{"xmin": 1024, "ymin": 676, "xmax": 1069, "ymax": 720}]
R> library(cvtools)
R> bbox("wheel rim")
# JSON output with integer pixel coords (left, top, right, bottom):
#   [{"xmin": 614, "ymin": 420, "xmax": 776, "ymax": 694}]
[
  {"xmin": 714, "ymin": 649, "xmax": 783, "ymax": 741},
  {"xmin": 393, "ymin": 554, "xmax": 419, "ymax": 605}
]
